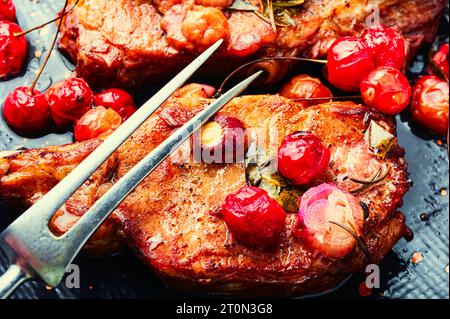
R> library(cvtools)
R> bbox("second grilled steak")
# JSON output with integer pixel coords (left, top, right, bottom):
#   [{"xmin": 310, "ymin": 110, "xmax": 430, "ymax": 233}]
[{"xmin": 58, "ymin": 0, "xmax": 446, "ymax": 91}]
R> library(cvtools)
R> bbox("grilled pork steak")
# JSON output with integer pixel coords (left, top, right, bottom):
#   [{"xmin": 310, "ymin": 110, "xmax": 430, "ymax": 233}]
[
  {"xmin": 0, "ymin": 85, "xmax": 409, "ymax": 296},
  {"xmin": 58, "ymin": 0, "xmax": 446, "ymax": 91}
]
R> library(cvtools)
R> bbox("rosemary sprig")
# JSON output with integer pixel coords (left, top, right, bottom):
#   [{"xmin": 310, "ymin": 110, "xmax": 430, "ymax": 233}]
[
  {"xmin": 349, "ymin": 165, "xmax": 390, "ymax": 193},
  {"xmin": 350, "ymin": 166, "xmax": 390, "ymax": 185},
  {"xmin": 274, "ymin": 9, "xmax": 296, "ymax": 27},
  {"xmin": 267, "ymin": 0, "xmax": 276, "ymax": 31},
  {"xmin": 228, "ymin": 0, "xmax": 305, "ymax": 31},
  {"xmin": 329, "ymin": 221, "xmax": 370, "ymax": 260}
]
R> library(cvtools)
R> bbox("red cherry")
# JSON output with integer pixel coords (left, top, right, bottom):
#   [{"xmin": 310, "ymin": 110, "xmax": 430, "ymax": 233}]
[
  {"xmin": 361, "ymin": 25, "xmax": 406, "ymax": 70},
  {"xmin": 47, "ymin": 78, "xmax": 94, "ymax": 128},
  {"xmin": 2, "ymin": 86, "xmax": 50, "ymax": 134},
  {"xmin": 280, "ymin": 74, "xmax": 333, "ymax": 106},
  {"xmin": 277, "ymin": 132, "xmax": 330, "ymax": 185},
  {"xmin": 411, "ymin": 75, "xmax": 449, "ymax": 135},
  {"xmin": 197, "ymin": 114, "xmax": 247, "ymax": 164},
  {"xmin": 74, "ymin": 106, "xmax": 122, "ymax": 142},
  {"xmin": 360, "ymin": 66, "xmax": 411, "ymax": 115},
  {"xmin": 327, "ymin": 36, "xmax": 375, "ymax": 92},
  {"xmin": 93, "ymin": 88, "xmax": 137, "ymax": 121},
  {"xmin": 0, "ymin": 0, "xmax": 16, "ymax": 22},
  {"xmin": 222, "ymin": 186, "xmax": 286, "ymax": 247},
  {"xmin": 0, "ymin": 21, "xmax": 27, "ymax": 79},
  {"xmin": 430, "ymin": 43, "xmax": 449, "ymax": 79}
]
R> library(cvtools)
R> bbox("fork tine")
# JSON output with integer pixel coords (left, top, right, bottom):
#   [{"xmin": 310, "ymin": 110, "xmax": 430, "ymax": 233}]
[
  {"xmin": 59, "ymin": 71, "xmax": 263, "ymax": 267},
  {"xmin": 3, "ymin": 40, "xmax": 223, "ymax": 225}
]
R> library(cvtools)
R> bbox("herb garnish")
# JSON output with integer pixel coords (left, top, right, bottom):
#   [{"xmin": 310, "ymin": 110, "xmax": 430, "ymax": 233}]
[{"xmin": 228, "ymin": 0, "xmax": 306, "ymax": 31}]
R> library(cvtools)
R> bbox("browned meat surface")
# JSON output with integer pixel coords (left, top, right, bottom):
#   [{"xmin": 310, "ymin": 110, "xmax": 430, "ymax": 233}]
[
  {"xmin": 0, "ymin": 140, "xmax": 124, "ymax": 255},
  {"xmin": 0, "ymin": 85, "xmax": 409, "ymax": 296},
  {"xmin": 58, "ymin": 0, "xmax": 446, "ymax": 90}
]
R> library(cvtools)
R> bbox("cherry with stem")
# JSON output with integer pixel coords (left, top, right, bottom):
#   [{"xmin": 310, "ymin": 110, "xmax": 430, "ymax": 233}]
[
  {"xmin": 216, "ymin": 56, "xmax": 361, "ymax": 103},
  {"xmin": 2, "ymin": 0, "xmax": 70, "ymax": 136},
  {"xmin": 216, "ymin": 56, "xmax": 327, "ymax": 96},
  {"xmin": 1, "ymin": 0, "xmax": 78, "ymax": 80},
  {"xmin": 13, "ymin": 0, "xmax": 79, "ymax": 38}
]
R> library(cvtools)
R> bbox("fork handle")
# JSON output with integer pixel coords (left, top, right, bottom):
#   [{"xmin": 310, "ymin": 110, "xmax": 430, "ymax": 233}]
[{"xmin": 0, "ymin": 264, "xmax": 29, "ymax": 299}]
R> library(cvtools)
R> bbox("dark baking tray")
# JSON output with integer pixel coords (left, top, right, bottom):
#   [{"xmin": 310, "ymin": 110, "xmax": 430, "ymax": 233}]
[{"xmin": 0, "ymin": 0, "xmax": 448, "ymax": 299}]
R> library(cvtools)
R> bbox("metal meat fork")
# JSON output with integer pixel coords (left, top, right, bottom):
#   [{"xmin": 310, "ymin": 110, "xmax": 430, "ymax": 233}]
[{"xmin": 0, "ymin": 40, "xmax": 262, "ymax": 299}]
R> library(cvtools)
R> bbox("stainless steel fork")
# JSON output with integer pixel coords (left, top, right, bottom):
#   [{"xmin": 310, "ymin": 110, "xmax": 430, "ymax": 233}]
[{"xmin": 0, "ymin": 39, "xmax": 262, "ymax": 298}]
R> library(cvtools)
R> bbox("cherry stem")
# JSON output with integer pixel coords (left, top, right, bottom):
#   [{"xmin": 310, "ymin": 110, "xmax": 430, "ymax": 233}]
[
  {"xmin": 328, "ymin": 221, "xmax": 371, "ymax": 260},
  {"xmin": 217, "ymin": 56, "xmax": 328, "ymax": 96},
  {"xmin": 30, "ymin": 0, "xmax": 69, "ymax": 91},
  {"xmin": 293, "ymin": 95, "xmax": 361, "ymax": 102},
  {"xmin": 14, "ymin": 0, "xmax": 79, "ymax": 38}
]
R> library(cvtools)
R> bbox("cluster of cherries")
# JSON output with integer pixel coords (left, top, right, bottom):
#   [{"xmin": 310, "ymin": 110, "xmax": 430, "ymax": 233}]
[
  {"xmin": 1, "ymin": 0, "xmax": 137, "ymax": 140},
  {"xmin": 0, "ymin": 0, "xmax": 27, "ymax": 80},
  {"xmin": 199, "ymin": 102, "xmax": 348, "ymax": 255},
  {"xmin": 222, "ymin": 128, "xmax": 363, "ymax": 259},
  {"xmin": 1, "ymin": 3, "xmax": 448, "ymax": 261},
  {"xmin": 326, "ymin": 25, "xmax": 411, "ymax": 115},
  {"xmin": 326, "ymin": 25, "xmax": 449, "ymax": 135},
  {"xmin": 280, "ymin": 26, "xmax": 449, "ymax": 136},
  {"xmin": 3, "ymin": 78, "xmax": 137, "ymax": 140},
  {"xmin": 221, "ymin": 25, "xmax": 449, "ymax": 257}
]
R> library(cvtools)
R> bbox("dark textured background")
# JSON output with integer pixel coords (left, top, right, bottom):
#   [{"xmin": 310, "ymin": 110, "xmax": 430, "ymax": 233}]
[{"xmin": 0, "ymin": 0, "xmax": 448, "ymax": 299}]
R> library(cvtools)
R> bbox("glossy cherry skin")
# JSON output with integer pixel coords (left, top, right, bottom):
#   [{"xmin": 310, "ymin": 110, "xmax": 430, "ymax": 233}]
[
  {"xmin": 280, "ymin": 74, "xmax": 333, "ymax": 106},
  {"xmin": 277, "ymin": 132, "xmax": 331, "ymax": 185},
  {"xmin": 2, "ymin": 86, "xmax": 50, "ymax": 134},
  {"xmin": 197, "ymin": 114, "xmax": 247, "ymax": 164},
  {"xmin": 47, "ymin": 78, "xmax": 94, "ymax": 128},
  {"xmin": 411, "ymin": 75, "xmax": 449, "ymax": 135},
  {"xmin": 430, "ymin": 43, "xmax": 449, "ymax": 79},
  {"xmin": 0, "ymin": 0, "xmax": 16, "ymax": 22},
  {"xmin": 74, "ymin": 106, "xmax": 122, "ymax": 141},
  {"xmin": 222, "ymin": 186, "xmax": 286, "ymax": 247},
  {"xmin": 93, "ymin": 88, "xmax": 137, "ymax": 121},
  {"xmin": 360, "ymin": 66, "xmax": 411, "ymax": 115},
  {"xmin": 361, "ymin": 25, "xmax": 406, "ymax": 70},
  {"xmin": 327, "ymin": 36, "xmax": 375, "ymax": 92},
  {"xmin": 0, "ymin": 21, "xmax": 27, "ymax": 79}
]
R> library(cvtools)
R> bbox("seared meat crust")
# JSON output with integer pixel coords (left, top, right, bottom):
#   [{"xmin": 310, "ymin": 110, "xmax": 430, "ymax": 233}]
[
  {"xmin": 58, "ymin": 0, "xmax": 446, "ymax": 90},
  {"xmin": 0, "ymin": 86, "xmax": 409, "ymax": 296}
]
